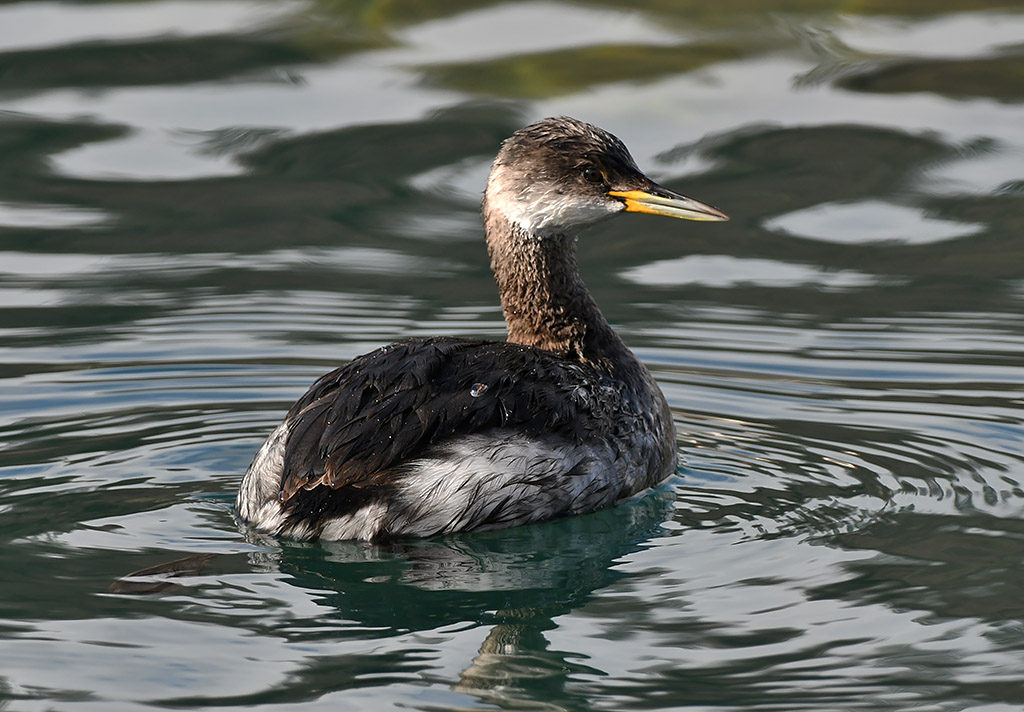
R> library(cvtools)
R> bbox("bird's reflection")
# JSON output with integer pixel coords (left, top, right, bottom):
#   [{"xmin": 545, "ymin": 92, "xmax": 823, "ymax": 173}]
[{"xmin": 261, "ymin": 488, "xmax": 674, "ymax": 708}]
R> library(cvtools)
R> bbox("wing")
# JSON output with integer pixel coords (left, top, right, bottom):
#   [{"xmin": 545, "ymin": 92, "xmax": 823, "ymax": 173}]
[{"xmin": 277, "ymin": 336, "xmax": 612, "ymax": 504}]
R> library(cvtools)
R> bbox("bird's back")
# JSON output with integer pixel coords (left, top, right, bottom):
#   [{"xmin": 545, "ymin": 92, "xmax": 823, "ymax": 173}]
[{"xmin": 237, "ymin": 336, "xmax": 675, "ymax": 540}]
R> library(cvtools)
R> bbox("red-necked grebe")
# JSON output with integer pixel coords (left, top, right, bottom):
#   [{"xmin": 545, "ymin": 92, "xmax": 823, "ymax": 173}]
[{"xmin": 237, "ymin": 117, "xmax": 728, "ymax": 540}]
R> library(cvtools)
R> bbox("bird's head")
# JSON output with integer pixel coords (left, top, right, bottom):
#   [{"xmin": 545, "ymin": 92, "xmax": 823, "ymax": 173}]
[{"xmin": 484, "ymin": 116, "xmax": 728, "ymax": 236}]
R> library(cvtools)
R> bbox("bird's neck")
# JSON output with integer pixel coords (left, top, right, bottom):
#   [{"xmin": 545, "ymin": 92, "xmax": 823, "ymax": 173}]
[{"xmin": 486, "ymin": 215, "xmax": 627, "ymax": 363}]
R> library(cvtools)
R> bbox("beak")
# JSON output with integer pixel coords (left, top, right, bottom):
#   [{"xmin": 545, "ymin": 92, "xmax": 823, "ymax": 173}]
[{"xmin": 608, "ymin": 183, "xmax": 729, "ymax": 222}]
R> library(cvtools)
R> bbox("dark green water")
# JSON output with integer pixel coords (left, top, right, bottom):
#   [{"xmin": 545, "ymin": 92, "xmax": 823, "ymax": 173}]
[{"xmin": 2, "ymin": 1, "xmax": 1023, "ymax": 710}]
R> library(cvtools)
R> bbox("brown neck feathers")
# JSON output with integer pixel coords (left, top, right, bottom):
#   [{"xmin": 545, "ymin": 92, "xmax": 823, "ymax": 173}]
[{"xmin": 485, "ymin": 212, "xmax": 625, "ymax": 362}]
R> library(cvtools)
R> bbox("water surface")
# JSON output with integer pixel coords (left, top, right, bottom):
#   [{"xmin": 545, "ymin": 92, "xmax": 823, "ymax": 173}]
[{"xmin": 1, "ymin": 1, "xmax": 1023, "ymax": 710}]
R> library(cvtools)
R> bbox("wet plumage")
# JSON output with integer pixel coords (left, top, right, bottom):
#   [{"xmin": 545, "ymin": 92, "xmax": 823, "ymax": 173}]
[{"xmin": 237, "ymin": 117, "xmax": 728, "ymax": 541}]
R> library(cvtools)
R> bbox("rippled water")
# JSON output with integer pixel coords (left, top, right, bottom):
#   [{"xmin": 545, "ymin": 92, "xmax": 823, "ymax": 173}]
[{"xmin": 2, "ymin": 1, "xmax": 1023, "ymax": 710}]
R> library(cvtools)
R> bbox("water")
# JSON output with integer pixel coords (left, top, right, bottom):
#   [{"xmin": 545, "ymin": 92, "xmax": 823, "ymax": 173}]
[{"xmin": 2, "ymin": 1, "xmax": 1023, "ymax": 710}]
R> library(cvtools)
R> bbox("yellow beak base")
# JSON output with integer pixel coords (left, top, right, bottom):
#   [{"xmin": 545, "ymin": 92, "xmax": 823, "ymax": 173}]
[{"xmin": 608, "ymin": 189, "xmax": 729, "ymax": 222}]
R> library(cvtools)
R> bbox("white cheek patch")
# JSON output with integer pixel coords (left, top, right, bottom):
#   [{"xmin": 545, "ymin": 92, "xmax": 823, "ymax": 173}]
[{"xmin": 487, "ymin": 171, "xmax": 623, "ymax": 235}]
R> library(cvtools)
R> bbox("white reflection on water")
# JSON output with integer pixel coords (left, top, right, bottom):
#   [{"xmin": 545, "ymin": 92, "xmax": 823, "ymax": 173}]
[
  {"xmin": 0, "ymin": 252, "xmax": 112, "ymax": 276},
  {"xmin": 18, "ymin": 63, "xmax": 463, "ymax": 180},
  {"xmin": 922, "ymin": 148, "xmax": 1024, "ymax": 196},
  {"xmin": 835, "ymin": 12, "xmax": 1024, "ymax": 58},
  {"xmin": 6, "ymin": 6, "xmax": 1023, "ymax": 187},
  {"xmin": 0, "ymin": 0, "xmax": 294, "ymax": 53},
  {"xmin": 395, "ymin": 2, "xmax": 681, "ymax": 64},
  {"xmin": 0, "ymin": 287, "xmax": 68, "ymax": 307},
  {"xmin": 0, "ymin": 248, "xmax": 459, "ymax": 282},
  {"xmin": 546, "ymin": 52, "xmax": 1024, "ymax": 165},
  {"xmin": 765, "ymin": 200, "xmax": 984, "ymax": 244},
  {"xmin": 0, "ymin": 201, "xmax": 112, "ymax": 229},
  {"xmin": 623, "ymin": 255, "xmax": 878, "ymax": 289},
  {"xmin": 52, "ymin": 129, "xmax": 244, "ymax": 181}
]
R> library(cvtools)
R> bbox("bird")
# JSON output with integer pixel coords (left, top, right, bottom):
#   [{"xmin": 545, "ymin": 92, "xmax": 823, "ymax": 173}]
[{"xmin": 236, "ymin": 116, "xmax": 728, "ymax": 541}]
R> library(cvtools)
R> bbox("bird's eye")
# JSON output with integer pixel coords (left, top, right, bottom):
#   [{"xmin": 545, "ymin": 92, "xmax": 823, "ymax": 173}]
[{"xmin": 582, "ymin": 166, "xmax": 605, "ymax": 184}]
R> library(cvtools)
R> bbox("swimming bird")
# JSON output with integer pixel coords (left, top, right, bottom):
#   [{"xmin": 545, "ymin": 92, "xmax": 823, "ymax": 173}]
[{"xmin": 237, "ymin": 116, "xmax": 728, "ymax": 541}]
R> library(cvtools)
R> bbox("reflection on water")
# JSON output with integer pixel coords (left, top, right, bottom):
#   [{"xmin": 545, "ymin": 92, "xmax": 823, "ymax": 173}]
[
  {"xmin": 1, "ymin": 0, "xmax": 1024, "ymax": 710},
  {"xmin": 765, "ymin": 199, "xmax": 985, "ymax": 244}
]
